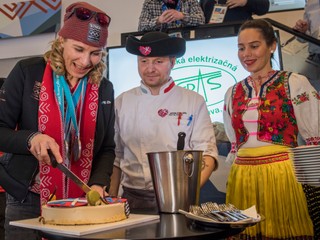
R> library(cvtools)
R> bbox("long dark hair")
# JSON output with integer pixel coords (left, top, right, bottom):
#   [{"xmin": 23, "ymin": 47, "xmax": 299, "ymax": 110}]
[{"xmin": 238, "ymin": 19, "xmax": 277, "ymax": 48}]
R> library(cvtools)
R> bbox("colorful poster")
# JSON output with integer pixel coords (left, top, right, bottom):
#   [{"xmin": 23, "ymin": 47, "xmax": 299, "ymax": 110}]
[{"xmin": 0, "ymin": 0, "xmax": 61, "ymax": 39}]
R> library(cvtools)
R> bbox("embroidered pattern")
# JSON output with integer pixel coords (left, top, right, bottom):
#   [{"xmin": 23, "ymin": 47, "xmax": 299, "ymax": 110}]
[
  {"xmin": 306, "ymin": 137, "xmax": 320, "ymax": 145},
  {"xmin": 235, "ymin": 152, "xmax": 289, "ymax": 165},
  {"xmin": 312, "ymin": 91, "xmax": 320, "ymax": 100},
  {"xmin": 230, "ymin": 142, "xmax": 237, "ymax": 153},
  {"xmin": 38, "ymin": 64, "xmax": 98, "ymax": 206},
  {"xmin": 231, "ymin": 71, "xmax": 299, "ymax": 148},
  {"xmin": 292, "ymin": 92, "xmax": 310, "ymax": 105}
]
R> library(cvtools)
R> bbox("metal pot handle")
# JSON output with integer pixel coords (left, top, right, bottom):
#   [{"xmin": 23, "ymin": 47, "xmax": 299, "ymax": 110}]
[{"xmin": 183, "ymin": 152, "xmax": 194, "ymax": 177}]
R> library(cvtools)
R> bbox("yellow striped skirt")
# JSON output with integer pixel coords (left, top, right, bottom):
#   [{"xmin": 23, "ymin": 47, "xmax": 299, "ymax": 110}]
[{"xmin": 226, "ymin": 145, "xmax": 313, "ymax": 239}]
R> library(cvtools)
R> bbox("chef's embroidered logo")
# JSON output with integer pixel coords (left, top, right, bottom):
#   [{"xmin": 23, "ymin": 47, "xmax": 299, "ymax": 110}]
[
  {"xmin": 158, "ymin": 109, "xmax": 168, "ymax": 117},
  {"xmin": 139, "ymin": 46, "xmax": 152, "ymax": 56}
]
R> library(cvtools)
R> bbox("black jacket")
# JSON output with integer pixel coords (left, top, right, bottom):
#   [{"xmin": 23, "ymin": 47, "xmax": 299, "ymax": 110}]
[
  {"xmin": 200, "ymin": 0, "xmax": 269, "ymax": 23},
  {"xmin": 0, "ymin": 57, "xmax": 115, "ymax": 201}
]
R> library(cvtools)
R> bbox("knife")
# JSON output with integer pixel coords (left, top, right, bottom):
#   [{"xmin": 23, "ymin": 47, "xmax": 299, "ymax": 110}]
[
  {"xmin": 49, "ymin": 150, "xmax": 91, "ymax": 194},
  {"xmin": 48, "ymin": 150, "xmax": 110, "ymax": 205},
  {"xmin": 177, "ymin": 132, "xmax": 186, "ymax": 150}
]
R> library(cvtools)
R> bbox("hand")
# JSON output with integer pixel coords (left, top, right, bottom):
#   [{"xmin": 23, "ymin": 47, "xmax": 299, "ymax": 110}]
[
  {"xmin": 226, "ymin": 0, "xmax": 247, "ymax": 8},
  {"xmin": 158, "ymin": 9, "xmax": 183, "ymax": 24},
  {"xmin": 91, "ymin": 185, "xmax": 109, "ymax": 198},
  {"xmin": 29, "ymin": 133, "xmax": 63, "ymax": 165},
  {"xmin": 293, "ymin": 19, "xmax": 308, "ymax": 33}
]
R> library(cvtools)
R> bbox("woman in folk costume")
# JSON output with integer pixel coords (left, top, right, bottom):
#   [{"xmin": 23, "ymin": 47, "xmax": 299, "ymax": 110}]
[
  {"xmin": 223, "ymin": 19, "xmax": 319, "ymax": 239},
  {"xmin": 0, "ymin": 2, "xmax": 115, "ymax": 239}
]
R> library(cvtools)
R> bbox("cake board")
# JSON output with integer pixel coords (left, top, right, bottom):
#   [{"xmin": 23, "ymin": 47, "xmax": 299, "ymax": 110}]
[{"xmin": 10, "ymin": 214, "xmax": 160, "ymax": 236}]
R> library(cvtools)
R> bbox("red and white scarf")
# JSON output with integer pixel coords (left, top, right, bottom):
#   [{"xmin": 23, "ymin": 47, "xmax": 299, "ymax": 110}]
[{"xmin": 38, "ymin": 63, "xmax": 98, "ymax": 206}]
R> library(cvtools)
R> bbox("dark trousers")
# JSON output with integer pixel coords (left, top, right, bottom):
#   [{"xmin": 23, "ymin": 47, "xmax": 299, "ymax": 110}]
[
  {"xmin": 5, "ymin": 192, "xmax": 41, "ymax": 240},
  {"xmin": 122, "ymin": 186, "xmax": 158, "ymax": 214}
]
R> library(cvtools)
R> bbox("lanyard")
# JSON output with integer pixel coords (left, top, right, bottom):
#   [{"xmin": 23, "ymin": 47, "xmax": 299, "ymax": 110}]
[
  {"xmin": 54, "ymin": 74, "xmax": 87, "ymax": 150},
  {"xmin": 161, "ymin": 0, "xmax": 181, "ymax": 25}
]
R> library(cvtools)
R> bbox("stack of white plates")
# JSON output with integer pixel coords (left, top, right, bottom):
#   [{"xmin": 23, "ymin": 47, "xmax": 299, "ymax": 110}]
[{"xmin": 291, "ymin": 145, "xmax": 320, "ymax": 187}]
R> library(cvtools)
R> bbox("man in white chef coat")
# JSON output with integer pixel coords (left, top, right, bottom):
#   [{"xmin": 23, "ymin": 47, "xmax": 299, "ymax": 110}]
[{"xmin": 109, "ymin": 31, "xmax": 218, "ymax": 212}]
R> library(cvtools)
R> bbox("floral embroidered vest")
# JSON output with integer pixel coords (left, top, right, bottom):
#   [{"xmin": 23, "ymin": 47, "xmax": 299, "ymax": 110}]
[{"xmin": 231, "ymin": 71, "xmax": 299, "ymax": 149}]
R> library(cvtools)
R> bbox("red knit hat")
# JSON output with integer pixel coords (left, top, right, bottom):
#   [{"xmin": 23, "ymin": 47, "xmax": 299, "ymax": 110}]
[{"xmin": 58, "ymin": 2, "xmax": 110, "ymax": 48}]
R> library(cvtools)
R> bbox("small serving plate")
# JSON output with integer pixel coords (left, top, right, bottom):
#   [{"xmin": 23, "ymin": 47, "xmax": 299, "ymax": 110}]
[{"xmin": 178, "ymin": 209, "xmax": 262, "ymax": 229}]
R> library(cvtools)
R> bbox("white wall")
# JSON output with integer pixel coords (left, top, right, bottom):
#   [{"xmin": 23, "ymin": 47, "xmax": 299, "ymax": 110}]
[
  {"xmin": 257, "ymin": 10, "xmax": 304, "ymax": 42},
  {"xmin": 0, "ymin": 0, "xmax": 303, "ymax": 77},
  {"xmin": 0, "ymin": 0, "xmax": 143, "ymax": 77}
]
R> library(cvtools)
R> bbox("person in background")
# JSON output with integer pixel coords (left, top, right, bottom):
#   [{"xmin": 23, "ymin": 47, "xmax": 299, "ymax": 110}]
[
  {"xmin": 223, "ymin": 19, "xmax": 319, "ymax": 239},
  {"xmin": 293, "ymin": 0, "xmax": 320, "ymax": 65},
  {"xmin": 200, "ymin": 0, "xmax": 269, "ymax": 24},
  {"xmin": 138, "ymin": 0, "xmax": 205, "ymax": 32},
  {"xmin": 0, "ymin": 2, "xmax": 115, "ymax": 239},
  {"xmin": 109, "ymin": 31, "xmax": 218, "ymax": 212}
]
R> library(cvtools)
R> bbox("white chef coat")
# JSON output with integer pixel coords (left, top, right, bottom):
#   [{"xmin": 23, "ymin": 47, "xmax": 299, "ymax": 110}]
[{"xmin": 114, "ymin": 78, "xmax": 218, "ymax": 190}]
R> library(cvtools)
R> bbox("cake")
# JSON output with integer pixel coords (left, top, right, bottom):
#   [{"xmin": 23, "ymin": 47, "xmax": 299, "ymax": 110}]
[{"xmin": 40, "ymin": 197, "xmax": 129, "ymax": 225}]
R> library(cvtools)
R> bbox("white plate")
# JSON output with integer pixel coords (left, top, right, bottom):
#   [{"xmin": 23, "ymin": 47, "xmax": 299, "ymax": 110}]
[
  {"xmin": 294, "ymin": 169, "xmax": 320, "ymax": 174},
  {"xmin": 296, "ymin": 174, "xmax": 320, "ymax": 178},
  {"xmin": 295, "ymin": 171, "xmax": 320, "ymax": 175},
  {"xmin": 294, "ymin": 163, "xmax": 320, "ymax": 167},
  {"xmin": 293, "ymin": 161, "xmax": 320, "ymax": 165},
  {"xmin": 295, "ymin": 172, "xmax": 320, "ymax": 177},
  {"xmin": 293, "ymin": 162, "xmax": 320, "ymax": 167},
  {"xmin": 292, "ymin": 145, "xmax": 320, "ymax": 149},
  {"xmin": 292, "ymin": 152, "xmax": 320, "ymax": 156},
  {"xmin": 291, "ymin": 147, "xmax": 320, "ymax": 153},
  {"xmin": 296, "ymin": 178, "xmax": 320, "ymax": 182},
  {"xmin": 295, "ymin": 175, "xmax": 320, "ymax": 179},
  {"xmin": 293, "ymin": 156, "xmax": 320, "ymax": 160},
  {"xmin": 294, "ymin": 161, "xmax": 320, "ymax": 165},
  {"xmin": 297, "ymin": 182, "xmax": 320, "ymax": 187},
  {"xmin": 178, "ymin": 209, "xmax": 261, "ymax": 228},
  {"xmin": 296, "ymin": 177, "xmax": 320, "ymax": 182},
  {"xmin": 297, "ymin": 180, "xmax": 320, "ymax": 184},
  {"xmin": 295, "ymin": 169, "xmax": 320, "ymax": 173},
  {"xmin": 293, "ymin": 154, "xmax": 320, "ymax": 158},
  {"xmin": 294, "ymin": 168, "xmax": 320, "ymax": 172},
  {"xmin": 296, "ymin": 179, "xmax": 320, "ymax": 183}
]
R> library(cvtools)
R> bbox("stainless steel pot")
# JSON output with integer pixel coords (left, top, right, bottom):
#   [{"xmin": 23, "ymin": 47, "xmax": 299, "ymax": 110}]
[{"xmin": 147, "ymin": 150, "xmax": 203, "ymax": 213}]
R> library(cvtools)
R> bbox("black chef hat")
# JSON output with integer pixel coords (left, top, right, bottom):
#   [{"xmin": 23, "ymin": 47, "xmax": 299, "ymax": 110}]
[{"xmin": 125, "ymin": 31, "xmax": 186, "ymax": 58}]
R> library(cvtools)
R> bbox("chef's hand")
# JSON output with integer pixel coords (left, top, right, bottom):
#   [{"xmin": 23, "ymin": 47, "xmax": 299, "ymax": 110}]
[
  {"xmin": 28, "ymin": 133, "xmax": 63, "ymax": 165},
  {"xmin": 293, "ymin": 19, "xmax": 308, "ymax": 33},
  {"xmin": 158, "ymin": 9, "xmax": 184, "ymax": 24},
  {"xmin": 226, "ymin": 0, "xmax": 247, "ymax": 8}
]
